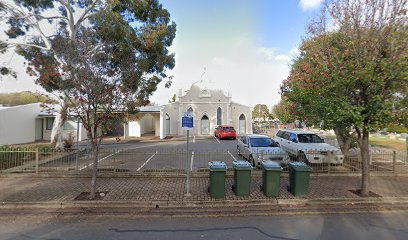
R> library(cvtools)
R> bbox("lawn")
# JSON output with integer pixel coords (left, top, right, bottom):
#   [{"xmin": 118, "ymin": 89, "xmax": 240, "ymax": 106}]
[
  {"xmin": 369, "ymin": 137, "xmax": 407, "ymax": 151},
  {"xmin": 321, "ymin": 134, "xmax": 407, "ymax": 151}
]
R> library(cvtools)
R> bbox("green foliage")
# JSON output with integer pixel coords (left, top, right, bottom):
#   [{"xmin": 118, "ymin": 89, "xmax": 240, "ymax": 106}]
[
  {"xmin": 387, "ymin": 125, "xmax": 408, "ymax": 133},
  {"xmin": 252, "ymin": 104, "xmax": 269, "ymax": 121},
  {"xmin": 272, "ymin": 98, "xmax": 294, "ymax": 124},
  {"xmin": 0, "ymin": 66, "xmax": 17, "ymax": 79},
  {"xmin": 0, "ymin": 91, "xmax": 54, "ymax": 105},
  {"xmin": 282, "ymin": 27, "xmax": 407, "ymax": 133},
  {"xmin": 168, "ymin": 93, "xmax": 176, "ymax": 103},
  {"xmin": 0, "ymin": 0, "xmax": 176, "ymax": 105}
]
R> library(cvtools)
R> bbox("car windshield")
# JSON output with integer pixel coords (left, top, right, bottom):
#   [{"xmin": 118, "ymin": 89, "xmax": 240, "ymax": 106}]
[
  {"xmin": 250, "ymin": 138, "xmax": 279, "ymax": 147},
  {"xmin": 297, "ymin": 134, "xmax": 324, "ymax": 143},
  {"xmin": 223, "ymin": 127, "xmax": 235, "ymax": 131}
]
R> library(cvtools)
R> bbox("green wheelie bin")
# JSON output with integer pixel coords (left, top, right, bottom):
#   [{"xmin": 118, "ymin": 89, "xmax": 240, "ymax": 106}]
[
  {"xmin": 232, "ymin": 160, "xmax": 252, "ymax": 196},
  {"xmin": 288, "ymin": 162, "xmax": 312, "ymax": 196},
  {"xmin": 261, "ymin": 160, "xmax": 282, "ymax": 197},
  {"xmin": 208, "ymin": 161, "xmax": 227, "ymax": 199}
]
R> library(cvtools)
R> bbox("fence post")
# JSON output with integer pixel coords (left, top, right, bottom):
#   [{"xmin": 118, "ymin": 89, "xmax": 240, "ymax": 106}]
[
  {"xmin": 327, "ymin": 161, "xmax": 331, "ymax": 174},
  {"xmin": 35, "ymin": 148, "xmax": 39, "ymax": 175},
  {"xmin": 393, "ymin": 150, "xmax": 396, "ymax": 174},
  {"xmin": 113, "ymin": 149, "xmax": 117, "ymax": 177}
]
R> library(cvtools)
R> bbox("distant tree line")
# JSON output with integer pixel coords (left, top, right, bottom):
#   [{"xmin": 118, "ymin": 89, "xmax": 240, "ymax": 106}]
[{"xmin": 0, "ymin": 91, "xmax": 55, "ymax": 105}]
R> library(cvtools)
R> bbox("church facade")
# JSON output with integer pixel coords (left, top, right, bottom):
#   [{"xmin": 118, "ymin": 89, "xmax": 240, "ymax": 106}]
[{"xmin": 162, "ymin": 84, "xmax": 253, "ymax": 137}]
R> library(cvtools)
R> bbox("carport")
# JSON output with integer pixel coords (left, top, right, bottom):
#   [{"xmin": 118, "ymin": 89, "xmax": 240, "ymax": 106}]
[{"xmin": 124, "ymin": 106, "xmax": 164, "ymax": 139}]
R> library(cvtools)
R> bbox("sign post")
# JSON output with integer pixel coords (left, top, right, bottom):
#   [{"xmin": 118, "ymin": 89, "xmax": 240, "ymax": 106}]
[{"xmin": 182, "ymin": 111, "xmax": 194, "ymax": 197}]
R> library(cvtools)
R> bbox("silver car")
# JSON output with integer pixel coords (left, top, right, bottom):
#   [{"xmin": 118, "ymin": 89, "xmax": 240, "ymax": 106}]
[{"xmin": 237, "ymin": 134, "xmax": 289, "ymax": 167}]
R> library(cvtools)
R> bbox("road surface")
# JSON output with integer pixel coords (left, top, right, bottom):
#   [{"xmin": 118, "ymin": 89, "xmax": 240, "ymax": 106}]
[{"xmin": 0, "ymin": 211, "xmax": 407, "ymax": 240}]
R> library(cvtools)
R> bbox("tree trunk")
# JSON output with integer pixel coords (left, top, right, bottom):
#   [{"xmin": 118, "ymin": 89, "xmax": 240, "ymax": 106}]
[
  {"xmin": 90, "ymin": 143, "xmax": 99, "ymax": 200},
  {"xmin": 50, "ymin": 97, "xmax": 69, "ymax": 150},
  {"xmin": 358, "ymin": 128, "xmax": 370, "ymax": 197},
  {"xmin": 333, "ymin": 127, "xmax": 354, "ymax": 156}
]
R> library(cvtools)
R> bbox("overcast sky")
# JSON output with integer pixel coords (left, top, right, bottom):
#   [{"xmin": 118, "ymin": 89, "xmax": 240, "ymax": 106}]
[{"xmin": 0, "ymin": 0, "xmax": 324, "ymax": 109}]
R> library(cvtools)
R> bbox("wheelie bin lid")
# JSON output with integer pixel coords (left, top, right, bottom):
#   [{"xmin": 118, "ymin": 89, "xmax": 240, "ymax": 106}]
[
  {"xmin": 288, "ymin": 162, "xmax": 312, "ymax": 171},
  {"xmin": 262, "ymin": 160, "xmax": 282, "ymax": 171},
  {"xmin": 208, "ymin": 161, "xmax": 227, "ymax": 171},
  {"xmin": 232, "ymin": 160, "xmax": 252, "ymax": 169}
]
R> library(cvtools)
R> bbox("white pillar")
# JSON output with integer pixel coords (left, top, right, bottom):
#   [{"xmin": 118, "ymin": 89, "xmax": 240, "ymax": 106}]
[{"xmin": 160, "ymin": 110, "xmax": 165, "ymax": 139}]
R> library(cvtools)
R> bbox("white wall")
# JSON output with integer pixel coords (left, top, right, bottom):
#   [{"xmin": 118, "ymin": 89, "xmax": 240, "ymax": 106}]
[
  {"xmin": 42, "ymin": 117, "xmax": 87, "ymax": 142},
  {"xmin": 154, "ymin": 115, "xmax": 160, "ymax": 136},
  {"xmin": 128, "ymin": 120, "xmax": 141, "ymax": 137},
  {"xmin": 231, "ymin": 103, "xmax": 253, "ymax": 135},
  {"xmin": 0, "ymin": 103, "xmax": 43, "ymax": 145},
  {"xmin": 140, "ymin": 114, "xmax": 154, "ymax": 135},
  {"xmin": 126, "ymin": 113, "xmax": 160, "ymax": 137}
]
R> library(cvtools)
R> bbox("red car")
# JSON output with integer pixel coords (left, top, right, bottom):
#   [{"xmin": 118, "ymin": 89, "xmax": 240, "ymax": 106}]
[{"xmin": 215, "ymin": 125, "xmax": 237, "ymax": 140}]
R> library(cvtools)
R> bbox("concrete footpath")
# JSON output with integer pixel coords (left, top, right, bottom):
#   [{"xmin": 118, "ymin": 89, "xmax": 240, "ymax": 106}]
[{"xmin": 1, "ymin": 175, "xmax": 408, "ymax": 217}]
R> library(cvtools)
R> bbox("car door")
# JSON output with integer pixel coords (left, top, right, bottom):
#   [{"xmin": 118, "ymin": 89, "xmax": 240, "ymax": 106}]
[
  {"xmin": 280, "ymin": 132, "xmax": 295, "ymax": 154},
  {"xmin": 283, "ymin": 133, "xmax": 300, "ymax": 155},
  {"xmin": 237, "ymin": 136, "xmax": 245, "ymax": 156},
  {"xmin": 277, "ymin": 132, "xmax": 289, "ymax": 151},
  {"xmin": 274, "ymin": 130, "xmax": 284, "ymax": 145},
  {"xmin": 241, "ymin": 137, "xmax": 251, "ymax": 159}
]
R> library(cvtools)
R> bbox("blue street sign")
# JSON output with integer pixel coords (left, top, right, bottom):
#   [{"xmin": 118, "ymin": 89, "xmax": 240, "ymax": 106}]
[{"xmin": 182, "ymin": 112, "xmax": 194, "ymax": 129}]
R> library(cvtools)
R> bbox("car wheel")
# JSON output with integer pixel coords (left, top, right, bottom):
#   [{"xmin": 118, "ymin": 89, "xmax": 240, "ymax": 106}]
[{"xmin": 249, "ymin": 156, "xmax": 255, "ymax": 167}]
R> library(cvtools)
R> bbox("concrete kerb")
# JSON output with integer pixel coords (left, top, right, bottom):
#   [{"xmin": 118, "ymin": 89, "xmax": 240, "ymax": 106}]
[{"xmin": 2, "ymin": 197, "xmax": 408, "ymax": 212}]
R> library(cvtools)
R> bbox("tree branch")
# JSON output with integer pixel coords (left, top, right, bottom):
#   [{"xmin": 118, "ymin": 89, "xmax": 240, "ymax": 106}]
[
  {"xmin": 75, "ymin": 0, "xmax": 102, "ymax": 29},
  {"xmin": 5, "ymin": 42, "xmax": 50, "ymax": 51}
]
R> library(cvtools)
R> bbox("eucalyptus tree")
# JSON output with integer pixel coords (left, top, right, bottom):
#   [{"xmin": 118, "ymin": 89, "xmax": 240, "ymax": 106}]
[{"xmin": 0, "ymin": 0, "xmax": 176, "ymax": 149}]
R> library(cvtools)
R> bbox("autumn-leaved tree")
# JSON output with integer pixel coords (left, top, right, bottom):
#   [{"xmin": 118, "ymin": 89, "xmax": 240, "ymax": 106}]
[
  {"xmin": 0, "ymin": 0, "xmax": 176, "ymax": 149},
  {"xmin": 56, "ymin": 27, "xmax": 137, "ymax": 200},
  {"xmin": 282, "ymin": 0, "xmax": 408, "ymax": 196}
]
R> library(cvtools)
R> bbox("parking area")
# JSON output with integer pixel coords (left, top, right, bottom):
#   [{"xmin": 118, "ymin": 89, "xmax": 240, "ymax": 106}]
[
  {"xmin": 73, "ymin": 136, "xmax": 244, "ymax": 173},
  {"xmin": 16, "ymin": 135, "xmax": 406, "ymax": 175}
]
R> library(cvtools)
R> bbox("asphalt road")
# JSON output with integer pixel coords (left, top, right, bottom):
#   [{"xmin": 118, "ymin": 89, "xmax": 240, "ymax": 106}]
[{"xmin": 0, "ymin": 212, "xmax": 407, "ymax": 240}]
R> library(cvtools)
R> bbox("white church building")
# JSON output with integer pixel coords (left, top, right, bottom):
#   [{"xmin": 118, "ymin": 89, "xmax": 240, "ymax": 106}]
[{"xmin": 123, "ymin": 84, "xmax": 253, "ymax": 139}]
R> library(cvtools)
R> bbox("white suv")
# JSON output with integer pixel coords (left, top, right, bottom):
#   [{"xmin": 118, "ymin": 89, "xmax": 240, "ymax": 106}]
[{"xmin": 274, "ymin": 130, "xmax": 344, "ymax": 165}]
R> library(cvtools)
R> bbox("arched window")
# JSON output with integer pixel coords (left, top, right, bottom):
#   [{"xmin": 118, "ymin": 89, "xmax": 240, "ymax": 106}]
[
  {"xmin": 187, "ymin": 107, "xmax": 193, "ymax": 112},
  {"xmin": 239, "ymin": 114, "xmax": 246, "ymax": 134},
  {"xmin": 201, "ymin": 115, "xmax": 210, "ymax": 135},
  {"xmin": 217, "ymin": 107, "xmax": 222, "ymax": 125}
]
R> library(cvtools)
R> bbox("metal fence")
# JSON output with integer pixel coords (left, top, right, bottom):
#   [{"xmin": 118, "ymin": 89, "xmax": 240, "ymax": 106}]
[{"xmin": 1, "ymin": 146, "xmax": 407, "ymax": 176}]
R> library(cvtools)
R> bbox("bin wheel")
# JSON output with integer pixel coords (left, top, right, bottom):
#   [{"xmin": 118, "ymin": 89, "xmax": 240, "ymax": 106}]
[
  {"xmin": 260, "ymin": 185, "xmax": 263, "ymax": 191},
  {"xmin": 231, "ymin": 185, "xmax": 235, "ymax": 191}
]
